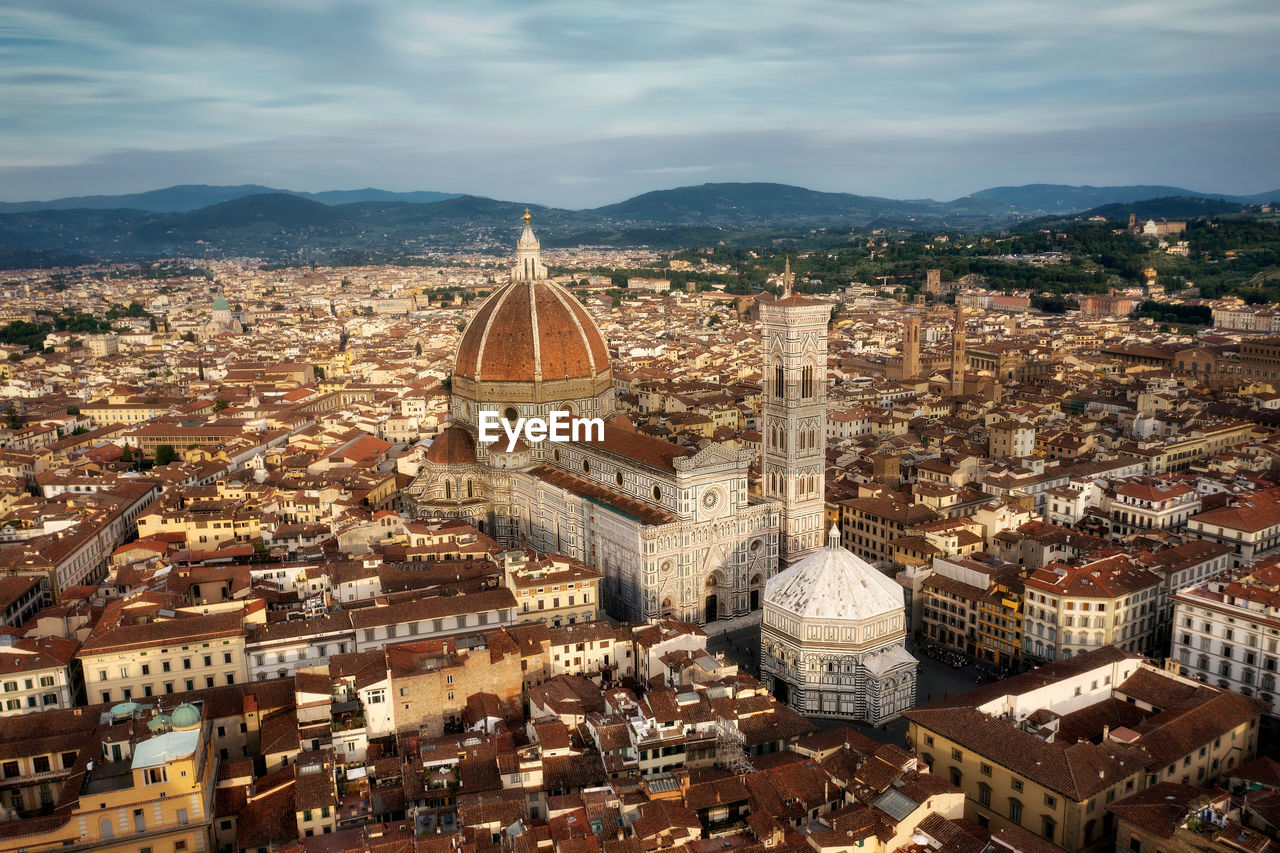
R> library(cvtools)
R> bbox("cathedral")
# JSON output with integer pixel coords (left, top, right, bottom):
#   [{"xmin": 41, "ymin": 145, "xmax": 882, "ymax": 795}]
[
  {"xmin": 403, "ymin": 212, "xmax": 914, "ymax": 717},
  {"xmin": 403, "ymin": 214, "xmax": 783, "ymax": 624}
]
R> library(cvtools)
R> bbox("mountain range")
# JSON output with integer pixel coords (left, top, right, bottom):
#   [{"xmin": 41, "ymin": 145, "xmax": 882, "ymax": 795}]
[
  {"xmin": 0, "ymin": 181, "xmax": 1274, "ymax": 265},
  {"xmin": 0, "ymin": 185, "xmax": 461, "ymax": 214}
]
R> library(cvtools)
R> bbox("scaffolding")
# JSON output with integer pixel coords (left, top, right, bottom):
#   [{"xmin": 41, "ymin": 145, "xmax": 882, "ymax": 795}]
[{"xmin": 714, "ymin": 717, "xmax": 753, "ymax": 775}]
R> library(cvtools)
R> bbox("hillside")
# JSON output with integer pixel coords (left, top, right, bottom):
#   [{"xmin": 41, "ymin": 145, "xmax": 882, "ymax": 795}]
[
  {"xmin": 593, "ymin": 182, "xmax": 922, "ymax": 226},
  {"xmin": 0, "ymin": 184, "xmax": 461, "ymax": 214},
  {"xmin": 0, "ymin": 181, "xmax": 1274, "ymax": 264},
  {"xmin": 1076, "ymin": 196, "xmax": 1245, "ymax": 221}
]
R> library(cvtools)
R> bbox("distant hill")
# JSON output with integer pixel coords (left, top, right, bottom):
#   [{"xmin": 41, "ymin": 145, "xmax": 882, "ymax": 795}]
[
  {"xmin": 132, "ymin": 194, "xmax": 349, "ymax": 241},
  {"xmin": 1077, "ymin": 196, "xmax": 1245, "ymax": 221},
  {"xmin": 965, "ymin": 183, "xmax": 1277, "ymax": 213},
  {"xmin": 0, "ymin": 184, "xmax": 461, "ymax": 214},
  {"xmin": 1237, "ymin": 189, "xmax": 1280, "ymax": 205},
  {"xmin": 592, "ymin": 182, "xmax": 936, "ymax": 226},
  {"xmin": 0, "ymin": 180, "xmax": 1275, "ymax": 263},
  {"xmin": 303, "ymin": 188, "xmax": 460, "ymax": 206}
]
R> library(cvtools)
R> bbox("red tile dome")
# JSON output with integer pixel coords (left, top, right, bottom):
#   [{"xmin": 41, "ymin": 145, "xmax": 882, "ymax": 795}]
[
  {"xmin": 422, "ymin": 425, "xmax": 476, "ymax": 465},
  {"xmin": 454, "ymin": 279, "xmax": 610, "ymax": 387}
]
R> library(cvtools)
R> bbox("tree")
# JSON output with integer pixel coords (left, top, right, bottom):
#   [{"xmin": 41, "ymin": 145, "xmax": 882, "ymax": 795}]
[
  {"xmin": 3, "ymin": 404, "xmax": 19, "ymax": 430},
  {"xmin": 211, "ymin": 400, "xmax": 229, "ymax": 412},
  {"xmin": 415, "ymin": 342, "xmax": 423, "ymax": 357},
  {"xmin": 121, "ymin": 444, "xmax": 134, "ymax": 463},
  {"xmin": 154, "ymin": 445, "xmax": 177, "ymax": 466}
]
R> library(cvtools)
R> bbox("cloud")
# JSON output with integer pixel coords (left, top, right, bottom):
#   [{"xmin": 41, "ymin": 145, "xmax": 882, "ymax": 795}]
[{"xmin": 1, "ymin": 0, "xmax": 1278, "ymax": 202}]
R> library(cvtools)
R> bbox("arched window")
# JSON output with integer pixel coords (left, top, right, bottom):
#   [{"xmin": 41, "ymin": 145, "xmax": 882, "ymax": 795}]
[
  {"xmin": 466, "ymin": 480, "xmax": 473, "ymax": 499},
  {"xmin": 1009, "ymin": 798, "xmax": 1023, "ymax": 824},
  {"xmin": 774, "ymin": 364, "xmax": 785, "ymax": 399},
  {"xmin": 978, "ymin": 783, "xmax": 992, "ymax": 807},
  {"xmin": 444, "ymin": 480, "xmax": 452, "ymax": 500}
]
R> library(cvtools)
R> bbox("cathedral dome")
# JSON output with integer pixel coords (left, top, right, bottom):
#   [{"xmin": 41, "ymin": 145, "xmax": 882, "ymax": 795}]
[
  {"xmin": 450, "ymin": 213, "xmax": 613, "ymax": 417},
  {"xmin": 454, "ymin": 279, "xmax": 610, "ymax": 389}
]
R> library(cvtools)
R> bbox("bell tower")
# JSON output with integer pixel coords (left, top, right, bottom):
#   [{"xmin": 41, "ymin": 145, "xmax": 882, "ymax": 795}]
[{"xmin": 761, "ymin": 260, "xmax": 829, "ymax": 568}]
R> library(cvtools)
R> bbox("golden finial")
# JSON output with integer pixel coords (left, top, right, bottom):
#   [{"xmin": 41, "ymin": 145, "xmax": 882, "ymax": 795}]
[{"xmin": 523, "ymin": 208, "xmax": 531, "ymax": 223}]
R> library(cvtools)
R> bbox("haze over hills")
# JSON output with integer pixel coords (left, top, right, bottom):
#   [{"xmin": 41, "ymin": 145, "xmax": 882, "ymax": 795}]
[
  {"xmin": 0, "ymin": 185, "xmax": 462, "ymax": 214},
  {"xmin": 0, "ymin": 181, "xmax": 1275, "ymax": 264},
  {"xmin": 967, "ymin": 184, "xmax": 1280, "ymax": 211}
]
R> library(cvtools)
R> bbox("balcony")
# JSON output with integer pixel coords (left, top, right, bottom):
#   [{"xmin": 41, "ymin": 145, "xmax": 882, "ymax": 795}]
[{"xmin": 330, "ymin": 699, "xmax": 365, "ymax": 733}]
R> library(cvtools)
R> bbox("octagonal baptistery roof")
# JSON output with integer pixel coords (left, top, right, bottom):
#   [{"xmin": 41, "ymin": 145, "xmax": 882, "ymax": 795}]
[{"xmin": 765, "ymin": 528, "xmax": 905, "ymax": 625}]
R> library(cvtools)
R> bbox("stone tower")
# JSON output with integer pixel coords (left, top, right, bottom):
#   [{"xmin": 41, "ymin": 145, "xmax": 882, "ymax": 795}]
[
  {"xmin": 951, "ymin": 303, "xmax": 966, "ymax": 395},
  {"xmin": 761, "ymin": 259, "xmax": 829, "ymax": 568},
  {"xmin": 926, "ymin": 268, "xmax": 942, "ymax": 296},
  {"xmin": 902, "ymin": 314, "xmax": 921, "ymax": 380}
]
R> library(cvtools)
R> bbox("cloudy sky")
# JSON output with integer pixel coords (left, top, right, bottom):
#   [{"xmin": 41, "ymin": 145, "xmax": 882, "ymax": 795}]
[{"xmin": 2, "ymin": 0, "xmax": 1278, "ymax": 207}]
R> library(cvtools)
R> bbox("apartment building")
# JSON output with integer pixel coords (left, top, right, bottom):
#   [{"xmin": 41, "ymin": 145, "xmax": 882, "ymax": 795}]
[
  {"xmin": 0, "ymin": 701, "xmax": 217, "ymax": 853},
  {"xmin": 839, "ymin": 496, "xmax": 939, "ymax": 565},
  {"xmin": 1186, "ymin": 489, "xmax": 1280, "ymax": 566},
  {"xmin": 905, "ymin": 647, "xmax": 1264, "ymax": 853},
  {"xmin": 0, "ymin": 636, "xmax": 79, "ymax": 715},
  {"xmin": 988, "ymin": 421, "xmax": 1035, "ymax": 460},
  {"xmin": 1022, "ymin": 555, "xmax": 1163, "ymax": 663},
  {"xmin": 77, "ymin": 601, "xmax": 250, "ymax": 704},
  {"xmin": 501, "ymin": 550, "xmax": 602, "ymax": 626},
  {"xmin": 1170, "ymin": 562, "xmax": 1280, "ymax": 718},
  {"xmin": 1104, "ymin": 480, "xmax": 1201, "ymax": 539},
  {"xmin": 919, "ymin": 557, "xmax": 1025, "ymax": 667}
]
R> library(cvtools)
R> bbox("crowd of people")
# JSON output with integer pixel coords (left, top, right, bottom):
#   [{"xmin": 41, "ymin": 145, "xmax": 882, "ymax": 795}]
[{"xmin": 922, "ymin": 643, "xmax": 968, "ymax": 668}]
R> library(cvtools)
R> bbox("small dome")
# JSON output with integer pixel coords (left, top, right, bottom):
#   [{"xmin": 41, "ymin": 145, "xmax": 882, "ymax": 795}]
[
  {"xmin": 111, "ymin": 701, "xmax": 139, "ymax": 720},
  {"xmin": 212, "ymin": 296, "xmax": 231, "ymax": 312},
  {"xmin": 170, "ymin": 703, "xmax": 201, "ymax": 730},
  {"xmin": 423, "ymin": 426, "xmax": 476, "ymax": 465}
]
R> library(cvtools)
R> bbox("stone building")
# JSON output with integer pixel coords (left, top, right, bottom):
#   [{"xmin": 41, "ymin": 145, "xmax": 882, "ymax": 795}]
[
  {"xmin": 760, "ymin": 526, "xmax": 918, "ymax": 723},
  {"xmin": 403, "ymin": 214, "xmax": 781, "ymax": 624}
]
